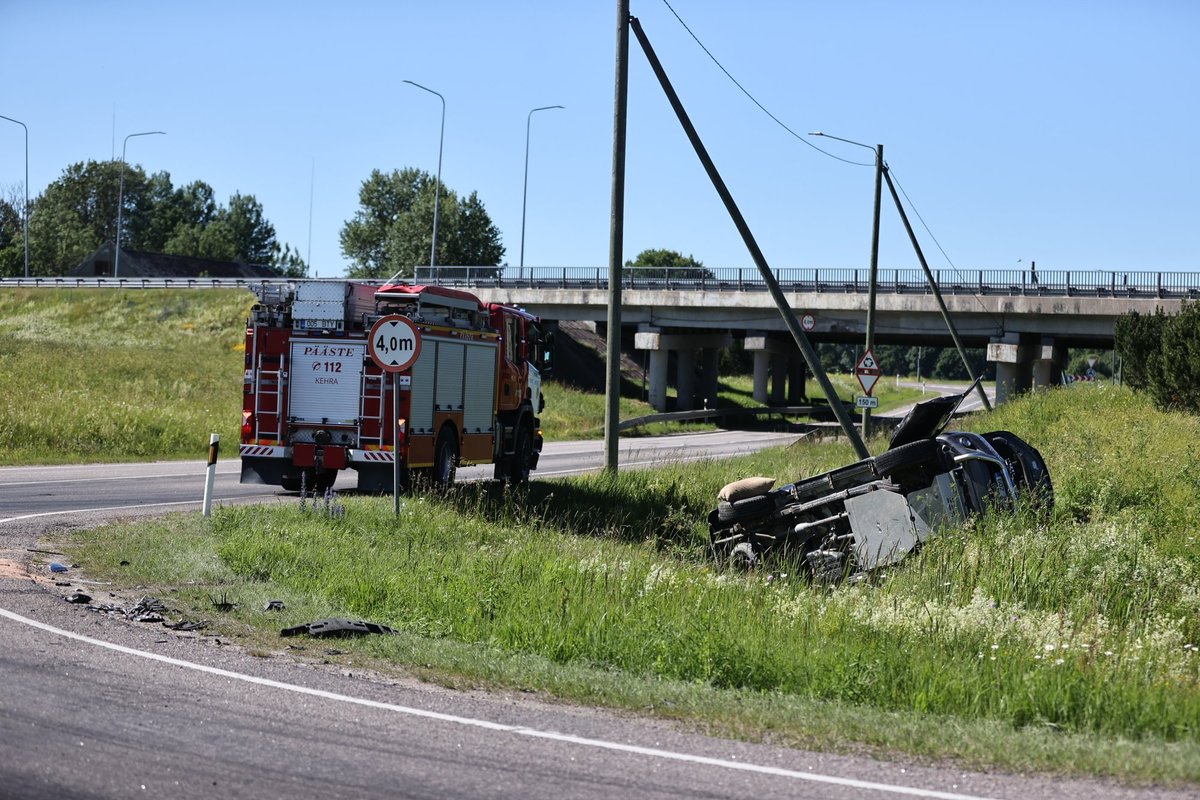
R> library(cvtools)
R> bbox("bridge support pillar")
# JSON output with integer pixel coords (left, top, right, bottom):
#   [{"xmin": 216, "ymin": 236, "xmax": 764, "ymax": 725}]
[
  {"xmin": 787, "ymin": 355, "xmax": 808, "ymax": 404},
  {"xmin": 752, "ymin": 351, "xmax": 770, "ymax": 403},
  {"xmin": 987, "ymin": 334, "xmax": 1036, "ymax": 405},
  {"xmin": 647, "ymin": 348, "xmax": 668, "ymax": 411},
  {"xmin": 1033, "ymin": 337, "xmax": 1066, "ymax": 390},
  {"xmin": 769, "ymin": 353, "xmax": 788, "ymax": 405},
  {"xmin": 635, "ymin": 328, "xmax": 732, "ymax": 412},
  {"xmin": 745, "ymin": 334, "xmax": 798, "ymax": 406},
  {"xmin": 700, "ymin": 347, "xmax": 720, "ymax": 409},
  {"xmin": 676, "ymin": 348, "xmax": 697, "ymax": 411}
]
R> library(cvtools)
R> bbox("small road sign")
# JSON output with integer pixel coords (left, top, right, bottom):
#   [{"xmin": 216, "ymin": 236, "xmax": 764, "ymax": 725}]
[
  {"xmin": 855, "ymin": 395, "xmax": 879, "ymax": 409},
  {"xmin": 801, "ymin": 313, "xmax": 815, "ymax": 332},
  {"xmin": 855, "ymin": 348, "xmax": 880, "ymax": 396},
  {"xmin": 368, "ymin": 315, "xmax": 422, "ymax": 373},
  {"xmin": 855, "ymin": 349, "xmax": 879, "ymax": 372}
]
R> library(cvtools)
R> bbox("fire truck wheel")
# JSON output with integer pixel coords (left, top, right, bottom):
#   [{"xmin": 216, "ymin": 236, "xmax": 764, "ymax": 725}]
[
  {"xmin": 432, "ymin": 428, "xmax": 459, "ymax": 486},
  {"xmin": 508, "ymin": 423, "xmax": 534, "ymax": 484}
]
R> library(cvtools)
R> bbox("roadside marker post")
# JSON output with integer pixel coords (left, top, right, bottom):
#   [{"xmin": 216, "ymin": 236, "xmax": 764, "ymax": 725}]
[{"xmin": 202, "ymin": 433, "xmax": 219, "ymax": 517}]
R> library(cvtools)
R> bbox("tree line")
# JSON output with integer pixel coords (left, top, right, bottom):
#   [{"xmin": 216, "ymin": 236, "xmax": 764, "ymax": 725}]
[
  {"xmin": 2, "ymin": 161, "xmax": 719, "ymax": 282},
  {"xmin": 0, "ymin": 163, "xmax": 513, "ymax": 280},
  {"xmin": 0, "ymin": 160, "xmax": 307, "ymax": 277}
]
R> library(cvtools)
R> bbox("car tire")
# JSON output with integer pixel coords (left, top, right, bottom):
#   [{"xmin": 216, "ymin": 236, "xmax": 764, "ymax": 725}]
[
  {"xmin": 717, "ymin": 493, "xmax": 775, "ymax": 523},
  {"xmin": 983, "ymin": 430, "xmax": 1054, "ymax": 510},
  {"xmin": 729, "ymin": 542, "xmax": 760, "ymax": 570},
  {"xmin": 875, "ymin": 439, "xmax": 944, "ymax": 490}
]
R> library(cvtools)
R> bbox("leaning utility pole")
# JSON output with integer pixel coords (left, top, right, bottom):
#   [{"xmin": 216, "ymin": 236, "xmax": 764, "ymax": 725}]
[{"xmin": 604, "ymin": 0, "xmax": 630, "ymax": 473}]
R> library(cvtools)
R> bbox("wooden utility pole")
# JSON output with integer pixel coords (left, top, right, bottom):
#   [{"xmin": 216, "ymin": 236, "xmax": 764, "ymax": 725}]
[{"xmin": 604, "ymin": 0, "xmax": 630, "ymax": 473}]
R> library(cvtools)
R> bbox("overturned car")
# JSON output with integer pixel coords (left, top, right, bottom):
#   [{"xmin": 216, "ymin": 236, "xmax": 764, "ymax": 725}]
[{"xmin": 709, "ymin": 382, "xmax": 1052, "ymax": 581}]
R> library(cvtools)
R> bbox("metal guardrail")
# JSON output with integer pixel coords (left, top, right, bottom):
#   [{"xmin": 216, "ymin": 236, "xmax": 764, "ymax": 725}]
[{"xmin": 4, "ymin": 267, "xmax": 1199, "ymax": 299}]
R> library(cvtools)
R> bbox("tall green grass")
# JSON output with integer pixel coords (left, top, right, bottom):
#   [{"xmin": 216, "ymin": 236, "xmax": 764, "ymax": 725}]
[{"xmin": 0, "ymin": 289, "xmax": 251, "ymax": 464}]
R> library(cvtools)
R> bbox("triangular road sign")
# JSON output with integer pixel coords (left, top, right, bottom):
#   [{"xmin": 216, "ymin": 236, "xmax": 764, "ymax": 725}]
[
  {"xmin": 857, "ymin": 371, "xmax": 879, "ymax": 396},
  {"xmin": 855, "ymin": 349, "xmax": 879, "ymax": 372}
]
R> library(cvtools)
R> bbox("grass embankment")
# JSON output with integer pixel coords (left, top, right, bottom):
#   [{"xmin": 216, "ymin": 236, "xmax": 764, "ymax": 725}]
[
  {"xmin": 0, "ymin": 289, "xmax": 252, "ymax": 465},
  {"xmin": 63, "ymin": 385, "xmax": 1200, "ymax": 783},
  {"xmin": 1, "ymin": 287, "xmax": 916, "ymax": 463}
]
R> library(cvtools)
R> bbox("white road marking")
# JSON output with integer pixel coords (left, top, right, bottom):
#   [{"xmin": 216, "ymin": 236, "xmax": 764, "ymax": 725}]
[
  {"xmin": 0, "ymin": 496, "xmax": 278, "ymax": 525},
  {"xmin": 0, "ymin": 607, "xmax": 997, "ymax": 800}
]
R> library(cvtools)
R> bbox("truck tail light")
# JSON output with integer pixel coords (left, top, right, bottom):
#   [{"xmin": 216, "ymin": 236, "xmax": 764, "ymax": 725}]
[{"xmin": 241, "ymin": 411, "xmax": 254, "ymax": 440}]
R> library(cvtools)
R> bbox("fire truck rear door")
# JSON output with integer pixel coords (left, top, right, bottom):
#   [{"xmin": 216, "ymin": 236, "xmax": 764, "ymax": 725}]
[{"xmin": 288, "ymin": 340, "xmax": 366, "ymax": 425}]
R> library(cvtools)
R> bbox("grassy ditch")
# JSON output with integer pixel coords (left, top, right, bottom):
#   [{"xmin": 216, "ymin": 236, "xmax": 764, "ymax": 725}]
[{"xmin": 61, "ymin": 384, "xmax": 1200, "ymax": 783}]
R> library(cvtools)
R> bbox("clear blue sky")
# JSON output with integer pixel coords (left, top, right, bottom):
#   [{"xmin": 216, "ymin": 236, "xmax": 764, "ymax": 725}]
[{"xmin": 2, "ymin": 1, "xmax": 1197, "ymax": 277}]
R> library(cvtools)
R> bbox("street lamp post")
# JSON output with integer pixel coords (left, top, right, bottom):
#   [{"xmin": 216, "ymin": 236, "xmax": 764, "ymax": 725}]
[
  {"xmin": 114, "ymin": 130, "xmax": 165, "ymax": 277},
  {"xmin": 809, "ymin": 132, "xmax": 883, "ymax": 438},
  {"xmin": 0, "ymin": 114, "xmax": 29, "ymax": 278},
  {"xmin": 520, "ymin": 105, "xmax": 564, "ymax": 280},
  {"xmin": 403, "ymin": 80, "xmax": 445, "ymax": 281}
]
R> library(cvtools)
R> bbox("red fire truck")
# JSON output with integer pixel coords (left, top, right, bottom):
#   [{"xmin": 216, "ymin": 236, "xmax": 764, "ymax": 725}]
[{"xmin": 239, "ymin": 279, "xmax": 548, "ymax": 492}]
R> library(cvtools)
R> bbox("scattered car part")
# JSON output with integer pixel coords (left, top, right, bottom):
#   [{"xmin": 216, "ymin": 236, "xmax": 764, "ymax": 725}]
[
  {"xmin": 280, "ymin": 618, "xmax": 398, "ymax": 638},
  {"xmin": 163, "ymin": 619, "xmax": 209, "ymax": 632},
  {"xmin": 211, "ymin": 592, "xmax": 236, "ymax": 612}
]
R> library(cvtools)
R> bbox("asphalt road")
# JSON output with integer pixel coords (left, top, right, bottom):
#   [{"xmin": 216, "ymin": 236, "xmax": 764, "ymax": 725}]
[{"xmin": 0, "ymin": 430, "xmax": 1189, "ymax": 800}]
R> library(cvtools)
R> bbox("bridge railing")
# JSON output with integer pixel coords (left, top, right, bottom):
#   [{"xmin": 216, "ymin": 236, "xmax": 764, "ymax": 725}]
[
  {"xmin": 4, "ymin": 268, "xmax": 1198, "ymax": 299},
  {"xmin": 414, "ymin": 266, "xmax": 1200, "ymax": 300}
]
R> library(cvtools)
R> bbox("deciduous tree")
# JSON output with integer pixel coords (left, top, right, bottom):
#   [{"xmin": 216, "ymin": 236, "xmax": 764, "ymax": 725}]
[
  {"xmin": 340, "ymin": 167, "xmax": 504, "ymax": 279},
  {"xmin": 624, "ymin": 248, "xmax": 710, "ymax": 281},
  {"xmin": 0, "ymin": 189, "xmax": 25, "ymax": 277}
]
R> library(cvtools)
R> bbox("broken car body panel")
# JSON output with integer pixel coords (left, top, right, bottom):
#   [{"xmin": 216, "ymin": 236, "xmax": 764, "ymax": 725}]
[{"xmin": 709, "ymin": 382, "xmax": 1052, "ymax": 579}]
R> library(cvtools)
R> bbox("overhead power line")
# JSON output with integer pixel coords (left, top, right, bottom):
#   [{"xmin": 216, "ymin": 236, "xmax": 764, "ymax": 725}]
[
  {"xmin": 659, "ymin": 0, "xmax": 1005, "ymax": 331},
  {"xmin": 659, "ymin": 0, "xmax": 873, "ymax": 168}
]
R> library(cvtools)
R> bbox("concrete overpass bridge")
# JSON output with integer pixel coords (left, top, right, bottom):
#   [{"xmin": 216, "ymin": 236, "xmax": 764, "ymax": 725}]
[{"xmin": 416, "ymin": 266, "xmax": 1200, "ymax": 408}]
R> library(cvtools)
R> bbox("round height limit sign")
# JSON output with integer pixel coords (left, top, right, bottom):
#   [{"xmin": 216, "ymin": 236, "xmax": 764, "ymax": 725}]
[{"xmin": 368, "ymin": 315, "xmax": 422, "ymax": 373}]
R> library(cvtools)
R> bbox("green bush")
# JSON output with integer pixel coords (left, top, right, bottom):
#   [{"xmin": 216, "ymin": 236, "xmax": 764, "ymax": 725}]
[{"xmin": 1116, "ymin": 302, "xmax": 1200, "ymax": 413}]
